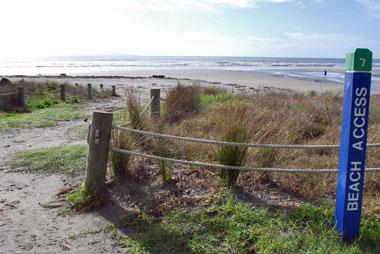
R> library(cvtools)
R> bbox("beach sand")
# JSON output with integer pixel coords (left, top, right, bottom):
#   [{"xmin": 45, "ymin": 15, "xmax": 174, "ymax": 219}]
[{"xmin": 7, "ymin": 68, "xmax": 380, "ymax": 95}]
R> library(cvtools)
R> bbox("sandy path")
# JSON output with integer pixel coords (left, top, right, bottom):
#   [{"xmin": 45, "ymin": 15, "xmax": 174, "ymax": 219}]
[
  {"xmin": 0, "ymin": 98, "xmax": 128, "ymax": 253},
  {"xmin": 0, "ymin": 171, "xmax": 125, "ymax": 253}
]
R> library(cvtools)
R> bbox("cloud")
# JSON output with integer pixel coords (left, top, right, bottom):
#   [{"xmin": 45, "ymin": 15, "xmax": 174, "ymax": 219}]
[{"xmin": 356, "ymin": 0, "xmax": 380, "ymax": 18}]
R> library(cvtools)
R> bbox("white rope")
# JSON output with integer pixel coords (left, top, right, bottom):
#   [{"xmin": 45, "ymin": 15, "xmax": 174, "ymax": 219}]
[
  {"xmin": 110, "ymin": 147, "xmax": 380, "ymax": 174},
  {"xmin": 111, "ymin": 126, "xmax": 380, "ymax": 149},
  {"xmin": 0, "ymin": 91, "xmax": 18, "ymax": 97}
]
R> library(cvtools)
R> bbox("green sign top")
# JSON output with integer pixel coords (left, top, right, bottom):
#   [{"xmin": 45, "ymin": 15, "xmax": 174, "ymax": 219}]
[{"xmin": 345, "ymin": 48, "xmax": 373, "ymax": 72}]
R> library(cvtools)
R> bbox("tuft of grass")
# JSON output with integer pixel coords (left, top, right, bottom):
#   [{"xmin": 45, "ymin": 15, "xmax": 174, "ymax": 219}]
[
  {"xmin": 156, "ymin": 122, "xmax": 173, "ymax": 184},
  {"xmin": 67, "ymin": 184, "xmax": 90, "ymax": 206},
  {"xmin": 111, "ymin": 107, "xmax": 133, "ymax": 179},
  {"xmin": 0, "ymin": 104, "xmax": 83, "ymax": 131},
  {"xmin": 127, "ymin": 92, "xmax": 146, "ymax": 131},
  {"xmin": 199, "ymin": 91, "xmax": 234, "ymax": 108},
  {"xmin": 11, "ymin": 144, "xmax": 87, "ymax": 174},
  {"xmin": 164, "ymin": 83, "xmax": 201, "ymax": 123},
  {"xmin": 217, "ymin": 104, "xmax": 252, "ymax": 189},
  {"xmin": 111, "ymin": 131, "xmax": 133, "ymax": 179}
]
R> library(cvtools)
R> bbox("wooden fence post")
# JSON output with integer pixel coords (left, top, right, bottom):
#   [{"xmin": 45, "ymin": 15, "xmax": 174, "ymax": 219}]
[
  {"xmin": 150, "ymin": 88, "xmax": 160, "ymax": 119},
  {"xmin": 100, "ymin": 84, "xmax": 104, "ymax": 92},
  {"xmin": 111, "ymin": 85, "xmax": 117, "ymax": 96},
  {"xmin": 74, "ymin": 83, "xmax": 79, "ymax": 96},
  {"xmin": 17, "ymin": 86, "xmax": 25, "ymax": 108},
  {"xmin": 60, "ymin": 84, "xmax": 66, "ymax": 101},
  {"xmin": 87, "ymin": 83, "xmax": 92, "ymax": 100},
  {"xmin": 84, "ymin": 111, "xmax": 113, "ymax": 195}
]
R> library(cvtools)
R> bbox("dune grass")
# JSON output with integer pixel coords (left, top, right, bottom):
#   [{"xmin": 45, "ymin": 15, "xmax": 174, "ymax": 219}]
[
  {"xmin": 163, "ymin": 91, "xmax": 380, "ymax": 199},
  {"xmin": 0, "ymin": 104, "xmax": 83, "ymax": 131},
  {"xmin": 217, "ymin": 103, "xmax": 252, "ymax": 188},
  {"xmin": 164, "ymin": 83, "xmax": 201, "ymax": 123},
  {"xmin": 11, "ymin": 144, "xmax": 88, "ymax": 174},
  {"xmin": 199, "ymin": 91, "xmax": 234, "ymax": 108},
  {"xmin": 117, "ymin": 192, "xmax": 380, "ymax": 253}
]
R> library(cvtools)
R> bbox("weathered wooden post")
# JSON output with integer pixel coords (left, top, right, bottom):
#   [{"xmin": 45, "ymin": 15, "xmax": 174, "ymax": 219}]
[
  {"xmin": 335, "ymin": 48, "xmax": 373, "ymax": 241},
  {"xmin": 74, "ymin": 83, "xmax": 79, "ymax": 96},
  {"xmin": 111, "ymin": 85, "xmax": 117, "ymax": 96},
  {"xmin": 17, "ymin": 86, "xmax": 25, "ymax": 108},
  {"xmin": 100, "ymin": 84, "xmax": 104, "ymax": 92},
  {"xmin": 87, "ymin": 83, "xmax": 92, "ymax": 100},
  {"xmin": 60, "ymin": 84, "xmax": 66, "ymax": 101},
  {"xmin": 150, "ymin": 88, "xmax": 160, "ymax": 120},
  {"xmin": 84, "ymin": 111, "xmax": 113, "ymax": 195}
]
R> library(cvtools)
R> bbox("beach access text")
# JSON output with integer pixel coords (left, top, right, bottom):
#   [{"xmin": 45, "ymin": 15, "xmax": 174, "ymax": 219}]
[{"xmin": 335, "ymin": 48, "xmax": 373, "ymax": 241}]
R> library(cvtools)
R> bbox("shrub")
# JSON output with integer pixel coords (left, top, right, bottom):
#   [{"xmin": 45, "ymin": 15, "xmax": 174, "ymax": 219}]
[
  {"xmin": 217, "ymin": 104, "xmax": 252, "ymax": 189},
  {"xmin": 164, "ymin": 83, "xmax": 200, "ymax": 123}
]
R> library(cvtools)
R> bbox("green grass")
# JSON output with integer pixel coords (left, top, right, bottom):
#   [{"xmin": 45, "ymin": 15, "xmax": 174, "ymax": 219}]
[
  {"xmin": 117, "ymin": 193, "xmax": 379, "ymax": 254},
  {"xmin": 0, "ymin": 104, "xmax": 83, "ymax": 130},
  {"xmin": 67, "ymin": 184, "xmax": 91, "ymax": 206},
  {"xmin": 26, "ymin": 92, "xmax": 60, "ymax": 110},
  {"xmin": 200, "ymin": 92, "xmax": 234, "ymax": 108},
  {"xmin": 11, "ymin": 144, "xmax": 88, "ymax": 174}
]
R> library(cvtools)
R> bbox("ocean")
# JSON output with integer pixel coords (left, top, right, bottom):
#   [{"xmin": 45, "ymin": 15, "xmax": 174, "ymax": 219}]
[{"xmin": 1, "ymin": 56, "xmax": 379, "ymax": 84}]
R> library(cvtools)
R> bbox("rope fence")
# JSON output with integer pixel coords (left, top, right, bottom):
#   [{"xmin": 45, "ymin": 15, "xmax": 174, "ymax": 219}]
[
  {"xmin": 108, "ymin": 90, "xmax": 380, "ymax": 174},
  {"xmin": 83, "ymin": 88, "xmax": 380, "ymax": 196},
  {"xmin": 0, "ymin": 91, "xmax": 18, "ymax": 97},
  {"xmin": 140, "ymin": 96, "xmax": 155, "ymax": 117},
  {"xmin": 112, "ymin": 125, "xmax": 380, "ymax": 149},
  {"xmin": 110, "ymin": 147, "xmax": 380, "ymax": 174}
]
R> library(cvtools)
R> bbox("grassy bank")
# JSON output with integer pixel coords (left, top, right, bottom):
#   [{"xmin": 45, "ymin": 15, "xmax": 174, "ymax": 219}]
[
  {"xmin": 11, "ymin": 144, "xmax": 87, "ymax": 174},
  {"xmin": 117, "ymin": 193, "xmax": 380, "ymax": 253}
]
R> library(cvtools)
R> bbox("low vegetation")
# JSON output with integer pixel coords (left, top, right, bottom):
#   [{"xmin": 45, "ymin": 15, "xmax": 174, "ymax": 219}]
[
  {"xmin": 164, "ymin": 83, "xmax": 201, "ymax": 123},
  {"xmin": 67, "ymin": 184, "xmax": 91, "ymax": 207},
  {"xmin": 0, "ymin": 104, "xmax": 83, "ymax": 130},
  {"xmin": 110, "ymin": 85, "xmax": 380, "ymax": 210},
  {"xmin": 111, "ymin": 92, "xmax": 148, "ymax": 178},
  {"xmin": 11, "ymin": 144, "xmax": 87, "ymax": 174},
  {"xmin": 217, "ymin": 103, "xmax": 252, "ymax": 188},
  {"xmin": 156, "ymin": 122, "xmax": 174, "ymax": 184},
  {"xmin": 116, "ymin": 192, "xmax": 380, "ymax": 253},
  {"xmin": 0, "ymin": 80, "xmax": 113, "ymax": 130}
]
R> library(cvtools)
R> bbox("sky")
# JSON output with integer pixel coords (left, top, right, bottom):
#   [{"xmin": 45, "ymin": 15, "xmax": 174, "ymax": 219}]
[{"xmin": 0, "ymin": 0, "xmax": 379, "ymax": 59}]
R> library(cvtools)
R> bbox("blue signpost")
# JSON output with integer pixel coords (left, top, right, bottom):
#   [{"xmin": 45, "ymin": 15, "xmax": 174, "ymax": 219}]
[{"xmin": 335, "ymin": 48, "xmax": 373, "ymax": 241}]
